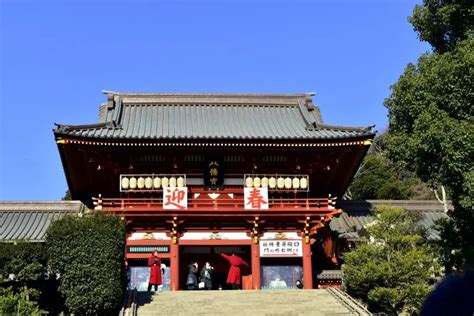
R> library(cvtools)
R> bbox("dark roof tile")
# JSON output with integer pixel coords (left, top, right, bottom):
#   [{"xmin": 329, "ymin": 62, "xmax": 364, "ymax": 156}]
[
  {"xmin": 54, "ymin": 92, "xmax": 374, "ymax": 140},
  {"xmin": 0, "ymin": 201, "xmax": 85, "ymax": 242},
  {"xmin": 331, "ymin": 200, "xmax": 450, "ymax": 241}
]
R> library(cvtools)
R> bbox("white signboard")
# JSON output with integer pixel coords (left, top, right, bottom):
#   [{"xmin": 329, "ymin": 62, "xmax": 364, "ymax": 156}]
[
  {"xmin": 260, "ymin": 239, "xmax": 302, "ymax": 257},
  {"xmin": 163, "ymin": 187, "xmax": 188, "ymax": 210},
  {"xmin": 244, "ymin": 187, "xmax": 269, "ymax": 210}
]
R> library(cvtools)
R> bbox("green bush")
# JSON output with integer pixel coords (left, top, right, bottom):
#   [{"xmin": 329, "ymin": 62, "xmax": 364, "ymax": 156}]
[
  {"xmin": 0, "ymin": 243, "xmax": 47, "ymax": 283},
  {"xmin": 0, "ymin": 286, "xmax": 41, "ymax": 316},
  {"xmin": 46, "ymin": 213, "xmax": 126, "ymax": 315},
  {"xmin": 349, "ymin": 153, "xmax": 432, "ymax": 200},
  {"xmin": 343, "ymin": 205, "xmax": 440, "ymax": 315},
  {"xmin": 0, "ymin": 243, "xmax": 61, "ymax": 314}
]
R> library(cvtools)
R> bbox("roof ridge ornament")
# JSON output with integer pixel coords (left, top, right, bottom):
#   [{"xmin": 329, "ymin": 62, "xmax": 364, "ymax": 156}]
[
  {"xmin": 54, "ymin": 91, "xmax": 376, "ymax": 140},
  {"xmin": 53, "ymin": 121, "xmax": 121, "ymax": 132},
  {"xmin": 101, "ymin": 89, "xmax": 308, "ymax": 98},
  {"xmin": 307, "ymin": 122, "xmax": 375, "ymax": 132},
  {"xmin": 297, "ymin": 98, "xmax": 318, "ymax": 127}
]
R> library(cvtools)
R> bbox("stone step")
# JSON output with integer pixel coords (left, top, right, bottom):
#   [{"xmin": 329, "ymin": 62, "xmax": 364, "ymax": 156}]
[
  {"xmin": 139, "ymin": 312, "xmax": 354, "ymax": 316},
  {"xmin": 138, "ymin": 307, "xmax": 355, "ymax": 315},
  {"xmin": 135, "ymin": 289, "xmax": 367, "ymax": 315}
]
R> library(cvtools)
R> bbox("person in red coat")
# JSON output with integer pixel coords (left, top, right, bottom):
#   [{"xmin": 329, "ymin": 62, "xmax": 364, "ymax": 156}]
[
  {"xmin": 147, "ymin": 250, "xmax": 163, "ymax": 292},
  {"xmin": 221, "ymin": 253, "xmax": 249, "ymax": 289}
]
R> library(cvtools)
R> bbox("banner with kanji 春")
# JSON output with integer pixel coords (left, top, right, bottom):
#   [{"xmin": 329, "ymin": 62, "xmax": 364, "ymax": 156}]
[
  {"xmin": 244, "ymin": 187, "xmax": 269, "ymax": 210},
  {"xmin": 260, "ymin": 240, "xmax": 303, "ymax": 257},
  {"xmin": 163, "ymin": 187, "xmax": 188, "ymax": 210}
]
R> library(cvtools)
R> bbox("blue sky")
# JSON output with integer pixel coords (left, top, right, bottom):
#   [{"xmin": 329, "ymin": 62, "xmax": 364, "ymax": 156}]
[{"xmin": 0, "ymin": 0, "xmax": 429, "ymax": 200}]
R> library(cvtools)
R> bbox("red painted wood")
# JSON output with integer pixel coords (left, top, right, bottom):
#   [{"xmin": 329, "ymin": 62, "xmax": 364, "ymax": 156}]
[
  {"xmin": 127, "ymin": 239, "xmax": 171, "ymax": 245},
  {"xmin": 126, "ymin": 253, "xmax": 171, "ymax": 259},
  {"xmin": 130, "ymin": 229, "xmax": 251, "ymax": 233},
  {"xmin": 302, "ymin": 240, "xmax": 313, "ymax": 289},
  {"xmin": 179, "ymin": 239, "xmax": 252, "ymax": 246},
  {"xmin": 104, "ymin": 211, "xmax": 334, "ymax": 217},
  {"xmin": 251, "ymin": 242, "xmax": 261, "ymax": 289},
  {"xmin": 97, "ymin": 196, "xmax": 330, "ymax": 212},
  {"xmin": 170, "ymin": 243, "xmax": 179, "ymax": 291}
]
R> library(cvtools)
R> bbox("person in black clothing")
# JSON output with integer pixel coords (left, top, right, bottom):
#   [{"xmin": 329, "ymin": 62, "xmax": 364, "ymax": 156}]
[
  {"xmin": 186, "ymin": 262, "xmax": 198, "ymax": 290},
  {"xmin": 200, "ymin": 262, "xmax": 214, "ymax": 290},
  {"xmin": 295, "ymin": 279, "xmax": 304, "ymax": 289}
]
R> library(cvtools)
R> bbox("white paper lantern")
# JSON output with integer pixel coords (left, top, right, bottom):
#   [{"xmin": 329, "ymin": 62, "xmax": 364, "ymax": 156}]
[
  {"xmin": 137, "ymin": 177, "xmax": 145, "ymax": 189},
  {"xmin": 153, "ymin": 177, "xmax": 161, "ymax": 189},
  {"xmin": 161, "ymin": 177, "xmax": 169, "ymax": 188},
  {"xmin": 292, "ymin": 177, "xmax": 300, "ymax": 189},
  {"xmin": 145, "ymin": 177, "xmax": 153, "ymax": 189},
  {"xmin": 245, "ymin": 177, "xmax": 253, "ymax": 188},
  {"xmin": 284, "ymin": 177, "xmax": 292, "ymax": 189},
  {"xmin": 121, "ymin": 177, "xmax": 129, "ymax": 190},
  {"xmin": 129, "ymin": 177, "xmax": 137, "ymax": 189},
  {"xmin": 177, "ymin": 176, "xmax": 185, "ymax": 188},
  {"xmin": 261, "ymin": 177, "xmax": 269, "ymax": 188},
  {"xmin": 269, "ymin": 177, "xmax": 276, "ymax": 189},
  {"xmin": 253, "ymin": 177, "xmax": 261, "ymax": 188},
  {"xmin": 169, "ymin": 177, "xmax": 177, "ymax": 188},
  {"xmin": 300, "ymin": 177, "xmax": 308, "ymax": 189},
  {"xmin": 277, "ymin": 177, "xmax": 285, "ymax": 189}
]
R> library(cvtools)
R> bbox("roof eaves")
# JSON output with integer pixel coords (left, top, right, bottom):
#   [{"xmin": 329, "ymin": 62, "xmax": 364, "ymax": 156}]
[
  {"xmin": 307, "ymin": 122, "xmax": 376, "ymax": 134},
  {"xmin": 52, "ymin": 133, "xmax": 377, "ymax": 141},
  {"xmin": 0, "ymin": 201, "xmax": 85, "ymax": 212},
  {"xmin": 339, "ymin": 200, "xmax": 452, "ymax": 212},
  {"xmin": 1, "ymin": 239, "xmax": 45, "ymax": 243},
  {"xmin": 53, "ymin": 121, "xmax": 120, "ymax": 133}
]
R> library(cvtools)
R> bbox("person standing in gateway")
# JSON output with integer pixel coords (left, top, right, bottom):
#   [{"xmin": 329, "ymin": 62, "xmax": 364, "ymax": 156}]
[
  {"xmin": 186, "ymin": 262, "xmax": 199, "ymax": 290},
  {"xmin": 221, "ymin": 253, "xmax": 249, "ymax": 289},
  {"xmin": 147, "ymin": 250, "xmax": 163, "ymax": 292},
  {"xmin": 199, "ymin": 262, "xmax": 214, "ymax": 290}
]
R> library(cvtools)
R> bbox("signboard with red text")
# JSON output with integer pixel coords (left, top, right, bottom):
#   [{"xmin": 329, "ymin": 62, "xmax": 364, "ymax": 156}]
[
  {"xmin": 244, "ymin": 188, "xmax": 269, "ymax": 210},
  {"xmin": 163, "ymin": 187, "xmax": 188, "ymax": 210}
]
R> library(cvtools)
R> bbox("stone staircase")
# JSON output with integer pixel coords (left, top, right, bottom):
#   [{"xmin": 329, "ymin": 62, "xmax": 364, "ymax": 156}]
[{"xmin": 134, "ymin": 289, "xmax": 371, "ymax": 315}]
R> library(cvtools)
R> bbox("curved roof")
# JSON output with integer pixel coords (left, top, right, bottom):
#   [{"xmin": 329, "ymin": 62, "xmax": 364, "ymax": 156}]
[
  {"xmin": 0, "ymin": 201, "xmax": 84, "ymax": 242},
  {"xmin": 54, "ymin": 92, "xmax": 374, "ymax": 140},
  {"xmin": 331, "ymin": 200, "xmax": 450, "ymax": 241}
]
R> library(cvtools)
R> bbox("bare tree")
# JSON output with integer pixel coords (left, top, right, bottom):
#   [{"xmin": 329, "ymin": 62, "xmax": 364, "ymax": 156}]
[{"xmin": 433, "ymin": 185, "xmax": 449, "ymax": 213}]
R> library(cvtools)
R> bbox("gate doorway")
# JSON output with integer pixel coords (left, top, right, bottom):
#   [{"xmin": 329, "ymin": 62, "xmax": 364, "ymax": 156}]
[{"xmin": 179, "ymin": 245, "xmax": 251, "ymax": 290}]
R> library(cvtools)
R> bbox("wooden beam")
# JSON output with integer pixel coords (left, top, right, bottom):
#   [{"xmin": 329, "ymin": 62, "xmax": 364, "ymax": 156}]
[
  {"xmin": 302, "ymin": 239, "xmax": 313, "ymax": 289},
  {"xmin": 251, "ymin": 242, "xmax": 261, "ymax": 290},
  {"xmin": 170, "ymin": 243, "xmax": 179, "ymax": 291}
]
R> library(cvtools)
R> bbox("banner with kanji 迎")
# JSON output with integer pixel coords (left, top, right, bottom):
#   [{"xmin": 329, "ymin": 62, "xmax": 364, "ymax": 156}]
[
  {"xmin": 163, "ymin": 187, "xmax": 188, "ymax": 210},
  {"xmin": 244, "ymin": 187, "xmax": 269, "ymax": 210}
]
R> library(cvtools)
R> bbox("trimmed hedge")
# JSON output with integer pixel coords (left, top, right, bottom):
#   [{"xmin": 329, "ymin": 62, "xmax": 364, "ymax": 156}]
[
  {"xmin": 0, "ymin": 242, "xmax": 47, "ymax": 283},
  {"xmin": 46, "ymin": 213, "xmax": 126, "ymax": 315}
]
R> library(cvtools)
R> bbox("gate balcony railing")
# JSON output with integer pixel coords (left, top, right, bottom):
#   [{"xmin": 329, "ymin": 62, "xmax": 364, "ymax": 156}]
[{"xmin": 93, "ymin": 195, "xmax": 336, "ymax": 213}]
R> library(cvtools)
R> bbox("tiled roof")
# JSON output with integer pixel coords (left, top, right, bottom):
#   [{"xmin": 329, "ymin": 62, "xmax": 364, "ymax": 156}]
[
  {"xmin": 0, "ymin": 201, "xmax": 85, "ymax": 242},
  {"xmin": 317, "ymin": 269, "xmax": 343, "ymax": 280},
  {"xmin": 331, "ymin": 200, "xmax": 450, "ymax": 241},
  {"xmin": 54, "ymin": 92, "xmax": 375, "ymax": 140},
  {"xmin": 330, "ymin": 211, "xmax": 375, "ymax": 235}
]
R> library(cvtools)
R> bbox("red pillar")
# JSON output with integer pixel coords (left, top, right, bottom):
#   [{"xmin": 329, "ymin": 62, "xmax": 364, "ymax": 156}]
[
  {"xmin": 251, "ymin": 242, "xmax": 261, "ymax": 290},
  {"xmin": 302, "ymin": 239, "xmax": 313, "ymax": 289},
  {"xmin": 170, "ymin": 243, "xmax": 179, "ymax": 291}
]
